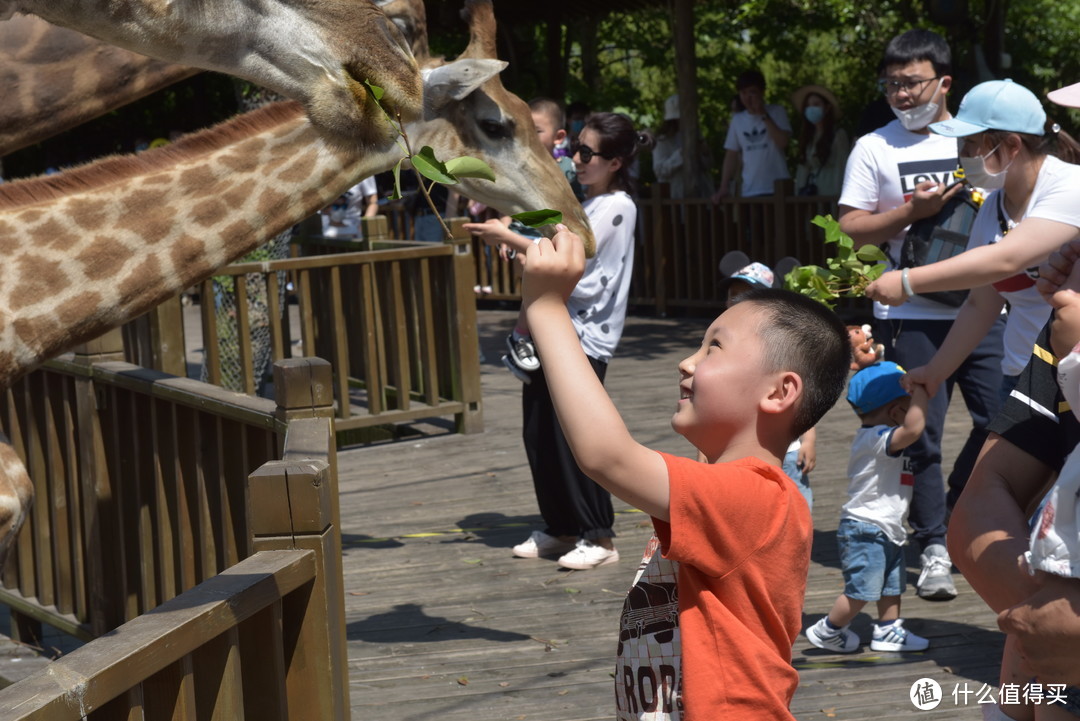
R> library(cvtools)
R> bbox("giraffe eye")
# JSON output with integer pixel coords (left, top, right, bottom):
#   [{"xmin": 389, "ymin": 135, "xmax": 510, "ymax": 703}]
[{"xmin": 478, "ymin": 118, "xmax": 511, "ymax": 140}]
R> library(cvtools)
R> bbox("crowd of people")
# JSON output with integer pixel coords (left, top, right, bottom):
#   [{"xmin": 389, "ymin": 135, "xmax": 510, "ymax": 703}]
[
  {"xmin": 294, "ymin": 24, "xmax": 1080, "ymax": 718},
  {"xmin": 441, "ymin": 24, "xmax": 1080, "ymax": 721}
]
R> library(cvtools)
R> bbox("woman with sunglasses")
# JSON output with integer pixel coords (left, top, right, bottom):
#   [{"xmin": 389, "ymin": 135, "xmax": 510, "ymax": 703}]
[
  {"xmin": 511, "ymin": 112, "xmax": 654, "ymax": 571},
  {"xmin": 866, "ymin": 79, "xmax": 1080, "ymax": 404}
]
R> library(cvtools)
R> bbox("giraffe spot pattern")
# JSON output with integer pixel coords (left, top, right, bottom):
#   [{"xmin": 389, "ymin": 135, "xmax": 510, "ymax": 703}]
[{"xmin": 9, "ymin": 254, "xmax": 68, "ymax": 312}]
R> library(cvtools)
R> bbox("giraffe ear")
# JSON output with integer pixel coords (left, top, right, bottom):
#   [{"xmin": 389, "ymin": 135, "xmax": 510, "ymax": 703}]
[{"xmin": 422, "ymin": 58, "xmax": 507, "ymax": 109}]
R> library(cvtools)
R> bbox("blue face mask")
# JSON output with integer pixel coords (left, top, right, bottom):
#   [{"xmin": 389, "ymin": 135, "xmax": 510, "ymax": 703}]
[
  {"xmin": 570, "ymin": 119, "xmax": 585, "ymax": 135},
  {"xmin": 804, "ymin": 106, "xmax": 825, "ymax": 124}
]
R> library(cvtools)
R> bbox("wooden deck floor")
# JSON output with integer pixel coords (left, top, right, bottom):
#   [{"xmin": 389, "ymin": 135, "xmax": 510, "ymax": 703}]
[{"xmin": 338, "ymin": 308, "xmax": 1004, "ymax": 721}]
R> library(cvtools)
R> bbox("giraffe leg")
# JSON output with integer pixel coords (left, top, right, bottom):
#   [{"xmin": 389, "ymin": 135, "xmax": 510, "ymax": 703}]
[{"xmin": 0, "ymin": 437, "xmax": 32, "ymax": 575}]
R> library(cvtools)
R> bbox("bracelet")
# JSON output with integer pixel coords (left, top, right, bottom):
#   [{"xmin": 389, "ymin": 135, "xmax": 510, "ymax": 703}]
[{"xmin": 901, "ymin": 268, "xmax": 916, "ymax": 297}]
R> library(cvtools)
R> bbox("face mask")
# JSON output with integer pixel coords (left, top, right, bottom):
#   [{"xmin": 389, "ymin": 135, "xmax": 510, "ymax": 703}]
[
  {"xmin": 570, "ymin": 119, "xmax": 585, "ymax": 135},
  {"xmin": 330, "ymin": 206, "xmax": 347, "ymax": 223},
  {"xmin": 891, "ymin": 79, "xmax": 943, "ymax": 131},
  {"xmin": 804, "ymin": 106, "xmax": 825, "ymax": 124},
  {"xmin": 960, "ymin": 143, "xmax": 1010, "ymax": 190}
]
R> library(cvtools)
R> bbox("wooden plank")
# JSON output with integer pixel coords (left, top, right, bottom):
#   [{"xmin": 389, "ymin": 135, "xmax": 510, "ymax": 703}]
[
  {"xmin": 233, "ymin": 275, "xmax": 256, "ymax": 396},
  {"xmin": 328, "ymin": 266, "xmax": 352, "ymax": 418},
  {"xmin": 238, "ymin": 603, "xmax": 287, "ymax": 721},
  {"xmin": 192, "ymin": 627, "xmax": 244, "ymax": 721},
  {"xmin": 153, "ymin": 398, "xmax": 179, "ymax": 604},
  {"xmin": 386, "ymin": 261, "xmax": 411, "ymax": 411},
  {"xmin": 143, "ymin": 655, "xmax": 196, "ymax": 721},
  {"xmin": 0, "ymin": 550, "xmax": 315, "ymax": 719},
  {"xmin": 199, "ymin": 278, "xmax": 222, "ymax": 387}
]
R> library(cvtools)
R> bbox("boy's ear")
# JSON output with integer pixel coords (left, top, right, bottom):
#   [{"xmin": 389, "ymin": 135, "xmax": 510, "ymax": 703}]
[
  {"xmin": 760, "ymin": 371, "xmax": 802, "ymax": 416},
  {"xmin": 554, "ymin": 128, "xmax": 567, "ymax": 144}
]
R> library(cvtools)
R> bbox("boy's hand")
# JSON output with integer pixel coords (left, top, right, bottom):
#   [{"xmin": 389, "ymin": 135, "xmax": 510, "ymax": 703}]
[{"xmin": 521, "ymin": 224, "xmax": 585, "ymax": 308}]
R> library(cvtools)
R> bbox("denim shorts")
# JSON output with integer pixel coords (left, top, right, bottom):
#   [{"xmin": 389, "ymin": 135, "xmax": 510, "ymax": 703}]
[{"xmin": 837, "ymin": 518, "xmax": 906, "ymax": 601}]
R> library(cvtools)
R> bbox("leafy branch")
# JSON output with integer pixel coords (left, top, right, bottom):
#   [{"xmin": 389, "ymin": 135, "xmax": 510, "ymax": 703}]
[
  {"xmin": 365, "ymin": 82, "xmax": 561, "ymax": 239},
  {"xmin": 783, "ymin": 214, "xmax": 888, "ymax": 309}
]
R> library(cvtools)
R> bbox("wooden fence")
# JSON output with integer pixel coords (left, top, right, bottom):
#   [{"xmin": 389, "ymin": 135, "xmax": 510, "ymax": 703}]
[
  {"xmin": 186, "ymin": 219, "xmax": 483, "ymax": 440},
  {"xmin": 0, "ymin": 345, "xmax": 347, "ymax": 718},
  {"xmin": 470, "ymin": 181, "xmax": 841, "ymax": 315}
]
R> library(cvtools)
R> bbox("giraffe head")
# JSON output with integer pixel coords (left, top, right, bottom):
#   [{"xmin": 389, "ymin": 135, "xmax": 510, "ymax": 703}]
[
  {"xmin": 6, "ymin": 0, "xmax": 425, "ymax": 149},
  {"xmin": 408, "ymin": 0, "xmax": 594, "ymax": 252}
]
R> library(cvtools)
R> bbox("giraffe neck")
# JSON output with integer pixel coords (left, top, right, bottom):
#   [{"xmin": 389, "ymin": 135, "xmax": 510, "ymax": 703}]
[
  {"xmin": 0, "ymin": 102, "xmax": 400, "ymax": 385},
  {"xmin": 0, "ymin": 15, "xmax": 198, "ymax": 156}
]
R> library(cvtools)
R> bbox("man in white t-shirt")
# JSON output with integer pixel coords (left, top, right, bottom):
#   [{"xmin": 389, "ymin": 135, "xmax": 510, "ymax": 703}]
[
  {"xmin": 715, "ymin": 70, "xmax": 791, "ymax": 198},
  {"xmin": 838, "ymin": 29, "xmax": 1004, "ymax": 602}
]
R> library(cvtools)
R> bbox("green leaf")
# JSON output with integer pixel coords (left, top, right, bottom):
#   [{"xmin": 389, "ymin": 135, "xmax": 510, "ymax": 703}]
[
  {"xmin": 856, "ymin": 244, "xmax": 888, "ymax": 263},
  {"xmin": 511, "ymin": 209, "xmax": 564, "ymax": 228},
  {"xmin": 445, "ymin": 156, "xmax": 496, "ymax": 182},
  {"xmin": 390, "ymin": 159, "xmax": 403, "ymax": 201},
  {"xmin": 365, "ymin": 81, "xmax": 385, "ymax": 101},
  {"xmin": 411, "ymin": 146, "xmax": 456, "ymax": 185}
]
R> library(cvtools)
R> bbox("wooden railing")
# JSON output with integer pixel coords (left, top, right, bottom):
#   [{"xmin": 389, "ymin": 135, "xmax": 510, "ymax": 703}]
[
  {"xmin": 0, "ymin": 425, "xmax": 348, "ymax": 719},
  {"xmin": 190, "ymin": 219, "xmax": 483, "ymax": 439},
  {"xmin": 0, "ymin": 333, "xmax": 340, "ymax": 643},
  {"xmin": 469, "ymin": 181, "xmax": 841, "ymax": 315}
]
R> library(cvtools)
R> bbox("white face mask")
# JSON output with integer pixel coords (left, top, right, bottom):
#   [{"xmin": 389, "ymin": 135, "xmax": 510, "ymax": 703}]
[
  {"xmin": 891, "ymin": 79, "xmax": 944, "ymax": 131},
  {"xmin": 960, "ymin": 143, "xmax": 1011, "ymax": 190}
]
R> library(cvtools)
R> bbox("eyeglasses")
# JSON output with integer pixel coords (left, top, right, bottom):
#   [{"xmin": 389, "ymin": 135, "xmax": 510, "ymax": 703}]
[
  {"xmin": 877, "ymin": 76, "xmax": 939, "ymax": 97},
  {"xmin": 571, "ymin": 142, "xmax": 613, "ymax": 164}
]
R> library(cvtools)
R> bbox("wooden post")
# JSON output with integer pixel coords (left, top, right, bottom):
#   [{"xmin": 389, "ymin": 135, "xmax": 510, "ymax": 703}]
[
  {"xmin": 447, "ymin": 219, "xmax": 484, "ymax": 434},
  {"xmin": 248, "ymin": 459, "xmax": 348, "ymax": 721},
  {"xmin": 672, "ymin": 0, "xmax": 705, "ymax": 198},
  {"xmin": 650, "ymin": 183, "xmax": 670, "ymax": 316},
  {"xmin": 361, "ymin": 215, "xmax": 389, "ymax": 244},
  {"xmin": 146, "ymin": 295, "xmax": 187, "ymax": 377},
  {"xmin": 773, "ymin": 178, "xmax": 793, "ymax": 261},
  {"xmin": 73, "ymin": 328, "xmax": 126, "ymax": 637}
]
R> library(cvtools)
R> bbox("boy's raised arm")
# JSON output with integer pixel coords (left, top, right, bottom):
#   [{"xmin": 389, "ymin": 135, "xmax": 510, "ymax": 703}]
[{"xmin": 522, "ymin": 228, "xmax": 672, "ymax": 521}]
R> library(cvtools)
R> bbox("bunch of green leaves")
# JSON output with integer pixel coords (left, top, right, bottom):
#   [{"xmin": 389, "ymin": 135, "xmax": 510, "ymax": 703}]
[
  {"xmin": 365, "ymin": 82, "xmax": 561, "ymax": 237},
  {"xmin": 783, "ymin": 214, "xmax": 887, "ymax": 309}
]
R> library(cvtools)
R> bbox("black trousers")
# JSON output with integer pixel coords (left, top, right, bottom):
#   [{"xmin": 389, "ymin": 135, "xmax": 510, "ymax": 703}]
[{"xmin": 521, "ymin": 355, "xmax": 616, "ymax": 541}]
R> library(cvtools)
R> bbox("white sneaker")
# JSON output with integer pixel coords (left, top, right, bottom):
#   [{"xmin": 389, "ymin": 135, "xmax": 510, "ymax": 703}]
[
  {"xmin": 505, "ymin": 333, "xmax": 541, "ymax": 372},
  {"xmin": 512, "ymin": 531, "xmax": 576, "ymax": 559},
  {"xmin": 804, "ymin": 617, "xmax": 860, "ymax": 654},
  {"xmin": 917, "ymin": 544, "xmax": 957, "ymax": 600},
  {"xmin": 870, "ymin": 619, "xmax": 929, "ymax": 652},
  {"xmin": 557, "ymin": 539, "xmax": 619, "ymax": 570}
]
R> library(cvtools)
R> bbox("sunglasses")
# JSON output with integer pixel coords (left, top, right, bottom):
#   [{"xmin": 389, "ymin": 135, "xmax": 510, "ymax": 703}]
[{"xmin": 571, "ymin": 142, "xmax": 613, "ymax": 164}]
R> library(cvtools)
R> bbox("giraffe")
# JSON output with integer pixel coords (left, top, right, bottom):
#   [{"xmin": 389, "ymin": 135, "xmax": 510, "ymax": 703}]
[
  {"xmin": 0, "ymin": 0, "xmax": 425, "ymax": 149},
  {"xmin": 0, "ymin": 0, "xmax": 593, "ymax": 571},
  {"xmin": 0, "ymin": 15, "xmax": 199, "ymax": 156}
]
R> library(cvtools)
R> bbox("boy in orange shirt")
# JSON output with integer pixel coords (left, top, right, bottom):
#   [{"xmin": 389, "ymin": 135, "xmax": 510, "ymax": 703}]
[{"xmin": 520, "ymin": 229, "xmax": 851, "ymax": 719}]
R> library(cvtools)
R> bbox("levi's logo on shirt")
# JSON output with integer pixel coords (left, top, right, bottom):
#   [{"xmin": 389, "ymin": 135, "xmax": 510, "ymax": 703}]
[
  {"xmin": 897, "ymin": 158, "xmax": 957, "ymax": 201},
  {"xmin": 901, "ymin": 456, "xmax": 915, "ymax": 486}
]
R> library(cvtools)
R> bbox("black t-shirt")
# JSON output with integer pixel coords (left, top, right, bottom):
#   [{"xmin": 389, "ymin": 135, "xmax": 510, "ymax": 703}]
[{"xmin": 988, "ymin": 317, "xmax": 1080, "ymax": 471}]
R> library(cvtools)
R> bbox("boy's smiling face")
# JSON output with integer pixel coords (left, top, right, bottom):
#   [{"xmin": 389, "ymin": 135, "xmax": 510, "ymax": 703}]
[{"xmin": 672, "ymin": 302, "xmax": 776, "ymax": 455}]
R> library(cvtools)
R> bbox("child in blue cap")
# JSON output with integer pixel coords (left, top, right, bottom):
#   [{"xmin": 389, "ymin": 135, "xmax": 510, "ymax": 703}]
[{"xmin": 806, "ymin": 361, "xmax": 932, "ymax": 653}]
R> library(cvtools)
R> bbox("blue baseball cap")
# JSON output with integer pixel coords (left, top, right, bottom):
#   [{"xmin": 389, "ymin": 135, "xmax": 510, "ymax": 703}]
[
  {"xmin": 930, "ymin": 79, "xmax": 1046, "ymax": 138},
  {"xmin": 847, "ymin": 361, "xmax": 909, "ymax": 415}
]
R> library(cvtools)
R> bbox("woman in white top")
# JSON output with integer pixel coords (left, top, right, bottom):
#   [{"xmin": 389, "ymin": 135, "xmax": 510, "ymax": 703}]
[
  {"xmin": 865, "ymin": 79, "xmax": 1080, "ymax": 399},
  {"xmin": 511, "ymin": 112, "xmax": 654, "ymax": 570}
]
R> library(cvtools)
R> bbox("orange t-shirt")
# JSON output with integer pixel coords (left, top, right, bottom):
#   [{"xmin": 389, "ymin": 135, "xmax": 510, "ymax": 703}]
[{"xmin": 652, "ymin": 452, "xmax": 812, "ymax": 720}]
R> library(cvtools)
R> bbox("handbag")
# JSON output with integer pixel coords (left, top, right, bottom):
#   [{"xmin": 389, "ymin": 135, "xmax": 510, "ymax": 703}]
[{"xmin": 898, "ymin": 185, "xmax": 981, "ymax": 307}]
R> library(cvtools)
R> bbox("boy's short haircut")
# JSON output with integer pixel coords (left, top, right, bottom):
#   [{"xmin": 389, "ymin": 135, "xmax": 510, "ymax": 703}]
[
  {"xmin": 729, "ymin": 288, "xmax": 851, "ymax": 437},
  {"xmin": 735, "ymin": 69, "xmax": 766, "ymax": 92},
  {"xmin": 528, "ymin": 97, "xmax": 566, "ymax": 132},
  {"xmin": 882, "ymin": 28, "xmax": 952, "ymax": 77}
]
